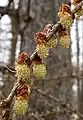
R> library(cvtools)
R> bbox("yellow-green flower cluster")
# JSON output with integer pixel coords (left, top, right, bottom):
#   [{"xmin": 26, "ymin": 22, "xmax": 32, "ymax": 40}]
[
  {"xmin": 13, "ymin": 97, "xmax": 28, "ymax": 115},
  {"xmin": 36, "ymin": 43, "xmax": 49, "ymax": 60},
  {"xmin": 33, "ymin": 64, "xmax": 47, "ymax": 79},
  {"xmin": 15, "ymin": 64, "xmax": 31, "ymax": 83},
  {"xmin": 47, "ymin": 37, "xmax": 58, "ymax": 48},
  {"xmin": 59, "ymin": 35, "xmax": 70, "ymax": 48},
  {"xmin": 58, "ymin": 12, "xmax": 73, "ymax": 29}
]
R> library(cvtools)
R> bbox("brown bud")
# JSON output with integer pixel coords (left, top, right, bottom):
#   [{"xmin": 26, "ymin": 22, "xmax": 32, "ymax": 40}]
[
  {"xmin": 35, "ymin": 32, "xmax": 47, "ymax": 44},
  {"xmin": 32, "ymin": 53, "xmax": 42, "ymax": 64},
  {"xmin": 16, "ymin": 84, "xmax": 30, "ymax": 99},
  {"xmin": 59, "ymin": 4, "xmax": 71, "ymax": 14},
  {"xmin": 17, "ymin": 52, "xmax": 31, "ymax": 65}
]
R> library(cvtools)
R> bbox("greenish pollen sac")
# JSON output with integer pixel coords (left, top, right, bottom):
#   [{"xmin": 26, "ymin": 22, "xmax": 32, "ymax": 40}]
[
  {"xmin": 61, "ymin": 18, "xmax": 73, "ymax": 29},
  {"xmin": 36, "ymin": 43, "xmax": 49, "ymax": 60},
  {"xmin": 59, "ymin": 12, "xmax": 74, "ymax": 29},
  {"xmin": 33, "ymin": 64, "xmax": 47, "ymax": 79},
  {"xmin": 59, "ymin": 35, "xmax": 70, "ymax": 48},
  {"xmin": 47, "ymin": 38, "xmax": 58, "ymax": 48},
  {"xmin": 15, "ymin": 64, "xmax": 31, "ymax": 83},
  {"xmin": 13, "ymin": 99, "xmax": 28, "ymax": 115}
]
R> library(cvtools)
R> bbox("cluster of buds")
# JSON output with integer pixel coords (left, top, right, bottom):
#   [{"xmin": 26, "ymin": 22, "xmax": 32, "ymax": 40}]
[
  {"xmin": 15, "ymin": 52, "xmax": 31, "ymax": 84},
  {"xmin": 43, "ymin": 24, "xmax": 58, "ymax": 48},
  {"xmin": 59, "ymin": 28, "xmax": 70, "ymax": 48},
  {"xmin": 36, "ymin": 32, "xmax": 49, "ymax": 60},
  {"xmin": 36, "ymin": 27, "xmax": 58, "ymax": 60},
  {"xmin": 32, "ymin": 54, "xmax": 47, "ymax": 79},
  {"xmin": 14, "ymin": 52, "xmax": 31, "ymax": 115},
  {"xmin": 13, "ymin": 84, "xmax": 30, "ymax": 115},
  {"xmin": 15, "ymin": 64, "xmax": 31, "ymax": 83},
  {"xmin": 73, "ymin": 0, "xmax": 83, "ymax": 18},
  {"xmin": 58, "ymin": 4, "xmax": 74, "ymax": 29}
]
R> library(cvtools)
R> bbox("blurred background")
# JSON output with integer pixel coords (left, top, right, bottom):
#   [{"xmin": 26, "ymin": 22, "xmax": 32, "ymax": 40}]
[{"xmin": 0, "ymin": 0, "xmax": 83, "ymax": 120}]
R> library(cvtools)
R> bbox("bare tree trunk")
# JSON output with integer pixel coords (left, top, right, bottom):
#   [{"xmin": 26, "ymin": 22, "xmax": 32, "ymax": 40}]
[
  {"xmin": 9, "ymin": 16, "xmax": 18, "ymax": 67},
  {"xmin": 76, "ymin": 18, "xmax": 80, "ymax": 83},
  {"xmin": 82, "ymin": 17, "xmax": 83, "ymax": 70}
]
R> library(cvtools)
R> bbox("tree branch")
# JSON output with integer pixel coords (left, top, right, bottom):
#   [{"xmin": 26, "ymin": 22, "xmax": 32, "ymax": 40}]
[
  {"xmin": 0, "ymin": 1, "xmax": 83, "ymax": 119},
  {"xmin": 30, "ymin": 0, "xmax": 83, "ymax": 61},
  {"xmin": 0, "ymin": 0, "xmax": 83, "ymax": 102}
]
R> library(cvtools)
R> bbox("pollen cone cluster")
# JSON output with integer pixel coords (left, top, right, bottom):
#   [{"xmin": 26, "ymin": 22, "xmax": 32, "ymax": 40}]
[
  {"xmin": 58, "ymin": 12, "xmax": 73, "ymax": 29},
  {"xmin": 13, "ymin": 97, "xmax": 28, "ymax": 115},
  {"xmin": 58, "ymin": 4, "xmax": 74, "ymax": 29},
  {"xmin": 59, "ymin": 34, "xmax": 70, "ymax": 48},
  {"xmin": 13, "ymin": 84, "xmax": 30, "ymax": 115},
  {"xmin": 36, "ymin": 43, "xmax": 49, "ymax": 60},
  {"xmin": 33, "ymin": 63, "xmax": 47, "ymax": 79},
  {"xmin": 47, "ymin": 37, "xmax": 58, "ymax": 48},
  {"xmin": 16, "ymin": 64, "xmax": 31, "ymax": 83},
  {"xmin": 14, "ymin": 52, "xmax": 31, "ymax": 115},
  {"xmin": 15, "ymin": 52, "xmax": 31, "ymax": 83},
  {"xmin": 36, "ymin": 32, "xmax": 49, "ymax": 60}
]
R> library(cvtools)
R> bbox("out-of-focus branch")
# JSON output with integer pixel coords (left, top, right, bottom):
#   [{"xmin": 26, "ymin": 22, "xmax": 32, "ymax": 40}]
[
  {"xmin": 0, "ymin": 7, "xmax": 18, "ymax": 17},
  {"xmin": 33, "ymin": 87, "xmax": 83, "ymax": 119},
  {"xmin": 19, "ymin": 0, "xmax": 33, "ymax": 32},
  {"xmin": 0, "ymin": 0, "xmax": 14, "ymax": 17},
  {"xmin": 27, "ymin": 0, "xmax": 31, "ymax": 17},
  {"xmin": 8, "ymin": 0, "xmax": 13, "ymax": 7}
]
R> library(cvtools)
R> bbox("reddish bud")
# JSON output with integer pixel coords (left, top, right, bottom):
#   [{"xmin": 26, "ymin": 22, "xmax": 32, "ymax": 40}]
[
  {"xmin": 59, "ymin": 4, "xmax": 71, "ymax": 14},
  {"xmin": 17, "ymin": 52, "xmax": 30, "ymax": 65},
  {"xmin": 36, "ymin": 32, "xmax": 47, "ymax": 44}
]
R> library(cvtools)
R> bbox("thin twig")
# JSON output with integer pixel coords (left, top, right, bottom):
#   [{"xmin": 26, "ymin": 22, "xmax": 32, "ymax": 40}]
[
  {"xmin": 0, "ymin": 60, "xmax": 16, "ymax": 73},
  {"xmin": 4, "ymin": 82, "xmax": 19, "ymax": 103},
  {"xmin": 8, "ymin": 0, "xmax": 13, "ymax": 7},
  {"xmin": 27, "ymin": 0, "xmax": 31, "ymax": 17}
]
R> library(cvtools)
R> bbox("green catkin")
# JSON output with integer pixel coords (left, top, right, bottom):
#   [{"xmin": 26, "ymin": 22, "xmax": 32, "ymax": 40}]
[
  {"xmin": 36, "ymin": 43, "xmax": 49, "ymax": 60},
  {"xmin": 58, "ymin": 12, "xmax": 73, "ymax": 29},
  {"xmin": 59, "ymin": 35, "xmax": 70, "ymax": 48},
  {"xmin": 47, "ymin": 37, "xmax": 58, "ymax": 48},
  {"xmin": 33, "ymin": 64, "xmax": 47, "ymax": 79},
  {"xmin": 13, "ymin": 98, "xmax": 28, "ymax": 115},
  {"xmin": 15, "ymin": 64, "xmax": 31, "ymax": 83}
]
